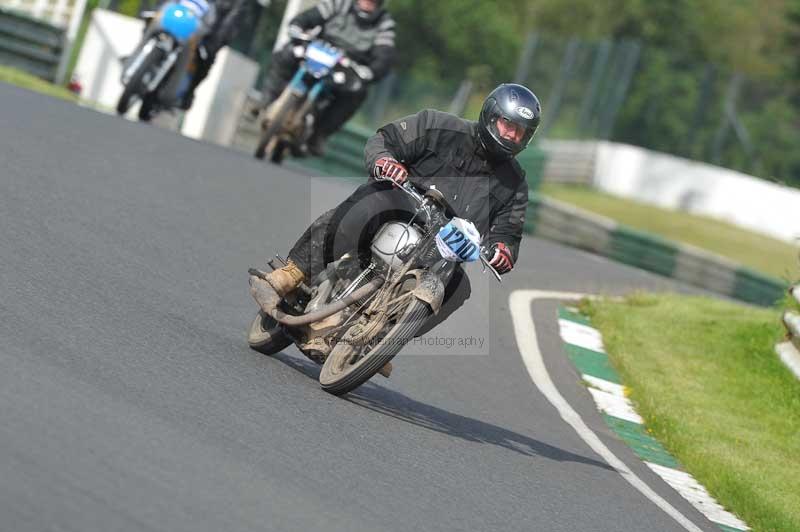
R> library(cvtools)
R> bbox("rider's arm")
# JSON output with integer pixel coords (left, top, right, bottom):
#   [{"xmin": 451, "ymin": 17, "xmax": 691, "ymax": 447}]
[
  {"xmin": 365, "ymin": 17, "xmax": 396, "ymax": 82},
  {"xmin": 364, "ymin": 45, "xmax": 395, "ymax": 82},
  {"xmin": 364, "ymin": 109, "xmax": 438, "ymax": 176},
  {"xmin": 483, "ymin": 177, "xmax": 529, "ymax": 268}
]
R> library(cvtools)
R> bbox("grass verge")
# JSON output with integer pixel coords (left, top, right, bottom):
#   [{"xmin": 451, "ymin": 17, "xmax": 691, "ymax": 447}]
[
  {"xmin": 540, "ymin": 183, "xmax": 799, "ymax": 280},
  {"xmin": 580, "ymin": 293, "xmax": 800, "ymax": 532},
  {"xmin": 0, "ymin": 65, "xmax": 77, "ymax": 102}
]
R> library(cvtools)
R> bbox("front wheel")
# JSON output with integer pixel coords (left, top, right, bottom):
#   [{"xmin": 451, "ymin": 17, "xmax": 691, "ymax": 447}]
[
  {"xmin": 254, "ymin": 91, "xmax": 301, "ymax": 161},
  {"xmin": 319, "ymin": 299, "xmax": 432, "ymax": 395},
  {"xmin": 117, "ymin": 45, "xmax": 164, "ymax": 116},
  {"xmin": 248, "ymin": 310, "xmax": 292, "ymax": 355}
]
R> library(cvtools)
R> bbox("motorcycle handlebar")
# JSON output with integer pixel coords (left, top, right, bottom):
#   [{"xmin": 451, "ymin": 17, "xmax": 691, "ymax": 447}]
[{"xmin": 379, "ymin": 178, "xmax": 502, "ymax": 282}]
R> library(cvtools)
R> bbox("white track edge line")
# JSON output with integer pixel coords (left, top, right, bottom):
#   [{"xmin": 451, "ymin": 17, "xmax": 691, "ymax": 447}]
[{"xmin": 509, "ymin": 289, "xmax": 704, "ymax": 532}]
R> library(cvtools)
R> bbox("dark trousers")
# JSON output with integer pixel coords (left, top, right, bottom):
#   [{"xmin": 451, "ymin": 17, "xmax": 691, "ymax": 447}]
[
  {"xmin": 287, "ymin": 182, "xmax": 471, "ymax": 335},
  {"xmin": 262, "ymin": 46, "xmax": 368, "ymax": 138}
]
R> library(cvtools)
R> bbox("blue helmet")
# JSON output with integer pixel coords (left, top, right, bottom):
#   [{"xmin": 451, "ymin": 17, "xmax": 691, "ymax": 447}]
[{"xmin": 478, "ymin": 83, "xmax": 541, "ymax": 160}]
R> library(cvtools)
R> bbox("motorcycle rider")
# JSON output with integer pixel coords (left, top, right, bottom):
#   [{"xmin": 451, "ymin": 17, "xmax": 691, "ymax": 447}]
[
  {"xmin": 179, "ymin": 0, "xmax": 250, "ymax": 110},
  {"xmin": 134, "ymin": 0, "xmax": 248, "ymax": 115},
  {"xmin": 250, "ymin": 84, "xmax": 542, "ymax": 366},
  {"xmin": 255, "ymin": 0, "xmax": 397, "ymax": 155}
]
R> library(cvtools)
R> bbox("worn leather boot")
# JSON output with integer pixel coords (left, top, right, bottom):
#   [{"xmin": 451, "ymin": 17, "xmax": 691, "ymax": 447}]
[
  {"xmin": 250, "ymin": 261, "xmax": 306, "ymax": 313},
  {"xmin": 267, "ymin": 261, "xmax": 306, "ymax": 296}
]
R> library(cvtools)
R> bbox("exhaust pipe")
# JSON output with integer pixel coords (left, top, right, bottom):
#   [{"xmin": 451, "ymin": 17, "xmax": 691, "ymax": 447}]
[
  {"xmin": 270, "ymin": 277, "xmax": 383, "ymax": 326},
  {"xmin": 248, "ymin": 273, "xmax": 383, "ymax": 327}
]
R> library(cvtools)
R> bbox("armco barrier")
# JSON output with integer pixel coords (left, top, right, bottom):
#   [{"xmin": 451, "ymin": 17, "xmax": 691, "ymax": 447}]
[
  {"xmin": 733, "ymin": 268, "xmax": 789, "ymax": 307},
  {"xmin": 609, "ymin": 226, "xmax": 678, "ymax": 278},
  {"xmin": 0, "ymin": 7, "xmax": 64, "ymax": 81},
  {"xmin": 526, "ymin": 194, "xmax": 789, "ymax": 307}
]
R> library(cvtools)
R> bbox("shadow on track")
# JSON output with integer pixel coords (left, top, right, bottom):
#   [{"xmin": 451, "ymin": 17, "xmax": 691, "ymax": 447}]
[{"xmin": 266, "ymin": 350, "xmax": 611, "ymax": 471}]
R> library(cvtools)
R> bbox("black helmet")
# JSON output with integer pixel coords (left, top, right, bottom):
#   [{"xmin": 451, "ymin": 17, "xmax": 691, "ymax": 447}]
[
  {"xmin": 477, "ymin": 83, "xmax": 541, "ymax": 161},
  {"xmin": 352, "ymin": 0, "xmax": 385, "ymax": 25}
]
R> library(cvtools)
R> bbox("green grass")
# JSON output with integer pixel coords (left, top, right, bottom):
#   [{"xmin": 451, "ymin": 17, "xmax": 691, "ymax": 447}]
[
  {"xmin": 540, "ymin": 183, "xmax": 799, "ymax": 280},
  {"xmin": 581, "ymin": 293, "xmax": 800, "ymax": 532},
  {"xmin": 0, "ymin": 65, "xmax": 77, "ymax": 102}
]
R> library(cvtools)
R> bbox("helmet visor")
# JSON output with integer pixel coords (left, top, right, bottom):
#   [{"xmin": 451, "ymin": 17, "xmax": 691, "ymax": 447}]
[{"xmin": 485, "ymin": 106, "xmax": 537, "ymax": 155}]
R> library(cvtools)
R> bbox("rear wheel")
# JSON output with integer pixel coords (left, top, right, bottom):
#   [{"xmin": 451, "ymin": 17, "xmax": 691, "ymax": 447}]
[
  {"xmin": 319, "ymin": 299, "xmax": 432, "ymax": 396},
  {"xmin": 255, "ymin": 91, "xmax": 301, "ymax": 161},
  {"xmin": 117, "ymin": 45, "xmax": 164, "ymax": 116},
  {"xmin": 248, "ymin": 310, "xmax": 292, "ymax": 355}
]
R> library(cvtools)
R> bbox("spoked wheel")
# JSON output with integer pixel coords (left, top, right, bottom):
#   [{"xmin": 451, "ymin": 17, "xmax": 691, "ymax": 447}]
[
  {"xmin": 117, "ymin": 45, "xmax": 163, "ymax": 116},
  {"xmin": 254, "ymin": 91, "xmax": 300, "ymax": 161},
  {"xmin": 248, "ymin": 310, "xmax": 292, "ymax": 355},
  {"xmin": 319, "ymin": 298, "xmax": 432, "ymax": 396}
]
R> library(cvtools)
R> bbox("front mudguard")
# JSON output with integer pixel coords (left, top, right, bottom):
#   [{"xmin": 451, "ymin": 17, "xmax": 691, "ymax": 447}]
[{"xmin": 408, "ymin": 269, "xmax": 446, "ymax": 315}]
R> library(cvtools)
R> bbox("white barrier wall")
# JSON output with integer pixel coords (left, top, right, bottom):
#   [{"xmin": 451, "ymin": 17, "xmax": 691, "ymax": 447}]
[
  {"xmin": 181, "ymin": 47, "xmax": 258, "ymax": 145},
  {"xmin": 74, "ymin": 9, "xmax": 143, "ymax": 112},
  {"xmin": 568, "ymin": 141, "xmax": 800, "ymax": 244},
  {"xmin": 74, "ymin": 9, "xmax": 258, "ymax": 145}
]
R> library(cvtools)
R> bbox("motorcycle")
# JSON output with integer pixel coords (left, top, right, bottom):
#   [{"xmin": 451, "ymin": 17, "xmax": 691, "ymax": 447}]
[
  {"xmin": 254, "ymin": 29, "xmax": 370, "ymax": 163},
  {"xmin": 247, "ymin": 179, "xmax": 503, "ymax": 396},
  {"xmin": 116, "ymin": 1, "xmax": 212, "ymax": 121}
]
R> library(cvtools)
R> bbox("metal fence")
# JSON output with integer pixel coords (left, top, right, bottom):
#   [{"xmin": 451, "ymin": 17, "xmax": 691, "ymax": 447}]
[{"xmin": 0, "ymin": 6, "xmax": 65, "ymax": 81}]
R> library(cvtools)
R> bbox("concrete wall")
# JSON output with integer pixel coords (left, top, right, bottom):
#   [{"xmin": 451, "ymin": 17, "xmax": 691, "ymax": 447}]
[{"xmin": 540, "ymin": 139, "xmax": 800, "ymax": 244}]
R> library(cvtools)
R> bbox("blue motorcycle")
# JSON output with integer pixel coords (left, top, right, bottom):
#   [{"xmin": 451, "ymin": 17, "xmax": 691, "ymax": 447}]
[
  {"xmin": 255, "ymin": 30, "xmax": 367, "ymax": 163},
  {"xmin": 117, "ymin": 0, "xmax": 212, "ymax": 121}
]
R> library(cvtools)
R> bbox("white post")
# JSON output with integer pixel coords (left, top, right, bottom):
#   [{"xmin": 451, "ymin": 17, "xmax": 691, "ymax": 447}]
[
  {"xmin": 784, "ymin": 311, "xmax": 800, "ymax": 339},
  {"xmin": 273, "ymin": 0, "xmax": 307, "ymax": 51},
  {"xmin": 55, "ymin": 0, "xmax": 89, "ymax": 83},
  {"xmin": 66, "ymin": 0, "xmax": 88, "ymax": 41}
]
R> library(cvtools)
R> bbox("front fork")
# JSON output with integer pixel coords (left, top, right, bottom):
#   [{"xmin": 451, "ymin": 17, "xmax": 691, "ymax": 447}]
[{"xmin": 284, "ymin": 67, "xmax": 327, "ymax": 140}]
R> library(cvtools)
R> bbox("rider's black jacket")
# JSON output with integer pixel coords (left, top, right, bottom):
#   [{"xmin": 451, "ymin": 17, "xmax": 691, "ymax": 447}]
[
  {"xmin": 290, "ymin": 0, "xmax": 396, "ymax": 81},
  {"xmin": 364, "ymin": 109, "xmax": 529, "ymax": 265}
]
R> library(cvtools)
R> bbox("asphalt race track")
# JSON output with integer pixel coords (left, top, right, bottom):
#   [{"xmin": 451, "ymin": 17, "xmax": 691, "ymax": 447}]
[{"xmin": 0, "ymin": 82, "xmax": 719, "ymax": 531}]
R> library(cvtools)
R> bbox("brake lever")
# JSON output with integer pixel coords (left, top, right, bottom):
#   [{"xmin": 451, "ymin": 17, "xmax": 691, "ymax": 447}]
[{"xmin": 480, "ymin": 254, "xmax": 503, "ymax": 283}]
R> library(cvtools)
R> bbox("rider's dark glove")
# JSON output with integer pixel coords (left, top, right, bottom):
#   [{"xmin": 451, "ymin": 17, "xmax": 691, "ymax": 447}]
[
  {"xmin": 488, "ymin": 242, "xmax": 514, "ymax": 274},
  {"xmin": 287, "ymin": 24, "xmax": 306, "ymax": 42},
  {"xmin": 351, "ymin": 63, "xmax": 374, "ymax": 82},
  {"xmin": 373, "ymin": 157, "xmax": 408, "ymax": 185}
]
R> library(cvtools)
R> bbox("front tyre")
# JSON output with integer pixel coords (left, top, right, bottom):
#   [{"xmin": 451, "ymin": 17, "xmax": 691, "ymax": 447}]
[
  {"xmin": 319, "ymin": 299, "xmax": 432, "ymax": 396},
  {"xmin": 116, "ymin": 45, "xmax": 164, "ymax": 116},
  {"xmin": 248, "ymin": 310, "xmax": 292, "ymax": 355},
  {"xmin": 254, "ymin": 91, "xmax": 300, "ymax": 161}
]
